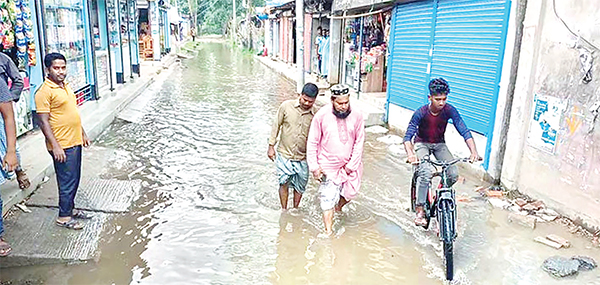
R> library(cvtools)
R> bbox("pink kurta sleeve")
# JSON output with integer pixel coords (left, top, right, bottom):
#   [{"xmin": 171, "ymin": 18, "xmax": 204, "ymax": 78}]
[
  {"xmin": 306, "ymin": 111, "xmax": 322, "ymax": 171},
  {"xmin": 344, "ymin": 112, "xmax": 365, "ymax": 172}
]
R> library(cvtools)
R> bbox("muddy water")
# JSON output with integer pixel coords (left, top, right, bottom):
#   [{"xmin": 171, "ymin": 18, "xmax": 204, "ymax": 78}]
[{"xmin": 3, "ymin": 42, "xmax": 600, "ymax": 285}]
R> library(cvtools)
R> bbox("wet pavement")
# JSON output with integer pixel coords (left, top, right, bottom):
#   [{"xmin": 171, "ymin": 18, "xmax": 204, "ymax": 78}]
[{"xmin": 2, "ymin": 42, "xmax": 600, "ymax": 284}]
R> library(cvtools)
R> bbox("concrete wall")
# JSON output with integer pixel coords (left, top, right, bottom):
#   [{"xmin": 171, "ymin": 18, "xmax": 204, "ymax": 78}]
[{"xmin": 502, "ymin": 0, "xmax": 600, "ymax": 229}]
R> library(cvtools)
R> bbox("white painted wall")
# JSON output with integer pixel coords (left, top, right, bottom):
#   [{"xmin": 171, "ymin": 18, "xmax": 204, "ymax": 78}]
[{"xmin": 501, "ymin": 0, "xmax": 600, "ymax": 229}]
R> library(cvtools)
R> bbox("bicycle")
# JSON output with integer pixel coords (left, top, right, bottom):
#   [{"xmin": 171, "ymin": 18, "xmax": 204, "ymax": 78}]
[{"xmin": 409, "ymin": 155, "xmax": 472, "ymax": 281}]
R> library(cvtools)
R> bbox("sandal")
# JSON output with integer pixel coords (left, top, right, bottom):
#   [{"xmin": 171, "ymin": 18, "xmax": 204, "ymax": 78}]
[
  {"xmin": 56, "ymin": 219, "xmax": 84, "ymax": 230},
  {"xmin": 72, "ymin": 210, "xmax": 93, "ymax": 220},
  {"xmin": 16, "ymin": 170, "xmax": 30, "ymax": 190},
  {"xmin": 0, "ymin": 237, "xmax": 12, "ymax": 257},
  {"xmin": 414, "ymin": 208, "xmax": 427, "ymax": 227}
]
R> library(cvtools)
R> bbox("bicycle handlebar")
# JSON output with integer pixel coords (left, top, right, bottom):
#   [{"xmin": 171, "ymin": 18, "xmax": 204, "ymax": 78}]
[
  {"xmin": 422, "ymin": 156, "xmax": 470, "ymax": 167},
  {"xmin": 408, "ymin": 155, "xmax": 473, "ymax": 167}
]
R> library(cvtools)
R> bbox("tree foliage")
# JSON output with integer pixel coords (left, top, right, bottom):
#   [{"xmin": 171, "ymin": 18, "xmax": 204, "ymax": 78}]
[{"xmin": 178, "ymin": 0, "xmax": 265, "ymax": 35}]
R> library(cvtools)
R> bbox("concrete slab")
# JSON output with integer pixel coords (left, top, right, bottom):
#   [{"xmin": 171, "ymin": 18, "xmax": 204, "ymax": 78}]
[
  {"xmin": 0, "ymin": 207, "xmax": 108, "ymax": 268},
  {"xmin": 26, "ymin": 178, "xmax": 141, "ymax": 213}
]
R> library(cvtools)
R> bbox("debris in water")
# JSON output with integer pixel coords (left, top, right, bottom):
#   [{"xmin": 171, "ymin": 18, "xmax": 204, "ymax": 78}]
[
  {"xmin": 542, "ymin": 255, "xmax": 597, "ymax": 278},
  {"xmin": 485, "ymin": 190, "xmax": 503, "ymax": 198},
  {"xmin": 535, "ymin": 236, "xmax": 563, "ymax": 249},
  {"xmin": 365, "ymin": 125, "xmax": 389, "ymax": 134},
  {"xmin": 508, "ymin": 212, "xmax": 537, "ymax": 229},
  {"xmin": 376, "ymin": 135, "xmax": 404, "ymax": 145},
  {"xmin": 542, "ymin": 256, "xmax": 580, "ymax": 277},
  {"xmin": 572, "ymin": 256, "xmax": 597, "ymax": 271},
  {"xmin": 546, "ymin": 234, "xmax": 571, "ymax": 248},
  {"xmin": 515, "ymin": 198, "xmax": 528, "ymax": 207},
  {"xmin": 488, "ymin": 198, "xmax": 510, "ymax": 209}
]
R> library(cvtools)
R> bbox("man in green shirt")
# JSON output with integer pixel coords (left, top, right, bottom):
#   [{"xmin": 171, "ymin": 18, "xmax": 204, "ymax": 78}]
[{"xmin": 268, "ymin": 83, "xmax": 319, "ymax": 209}]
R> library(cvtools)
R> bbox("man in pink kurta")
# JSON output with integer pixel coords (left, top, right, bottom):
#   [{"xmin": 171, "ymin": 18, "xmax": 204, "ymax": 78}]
[{"xmin": 306, "ymin": 84, "xmax": 365, "ymax": 236}]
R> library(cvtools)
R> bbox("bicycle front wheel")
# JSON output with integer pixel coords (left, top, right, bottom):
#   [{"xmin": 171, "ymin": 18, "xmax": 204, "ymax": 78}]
[
  {"xmin": 443, "ymin": 240, "xmax": 453, "ymax": 280},
  {"xmin": 440, "ymin": 200, "xmax": 455, "ymax": 280}
]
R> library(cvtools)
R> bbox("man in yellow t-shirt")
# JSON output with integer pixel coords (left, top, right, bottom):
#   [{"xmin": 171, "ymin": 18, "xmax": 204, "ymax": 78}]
[{"xmin": 35, "ymin": 53, "xmax": 91, "ymax": 230}]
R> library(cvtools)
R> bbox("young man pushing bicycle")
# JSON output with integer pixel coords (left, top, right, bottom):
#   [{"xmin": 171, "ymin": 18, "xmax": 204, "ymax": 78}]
[{"xmin": 403, "ymin": 78, "xmax": 481, "ymax": 227}]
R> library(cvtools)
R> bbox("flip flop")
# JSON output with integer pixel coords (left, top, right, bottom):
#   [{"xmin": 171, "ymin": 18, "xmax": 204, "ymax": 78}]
[
  {"xmin": 16, "ymin": 171, "xmax": 30, "ymax": 190},
  {"xmin": 0, "ymin": 238, "xmax": 12, "ymax": 257},
  {"xmin": 72, "ymin": 211, "xmax": 93, "ymax": 220},
  {"xmin": 56, "ymin": 219, "xmax": 84, "ymax": 230}
]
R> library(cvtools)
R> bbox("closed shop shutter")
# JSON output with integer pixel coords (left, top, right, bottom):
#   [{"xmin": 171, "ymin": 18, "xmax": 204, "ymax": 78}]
[
  {"xmin": 430, "ymin": 0, "xmax": 511, "ymax": 134},
  {"xmin": 387, "ymin": 0, "xmax": 510, "ymax": 136},
  {"xmin": 387, "ymin": 0, "xmax": 435, "ymax": 111}
]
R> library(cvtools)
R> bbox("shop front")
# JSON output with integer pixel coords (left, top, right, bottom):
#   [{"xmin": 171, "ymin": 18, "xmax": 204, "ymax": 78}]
[
  {"xmin": 340, "ymin": 11, "xmax": 390, "ymax": 92},
  {"xmin": 1, "ymin": 0, "xmax": 40, "ymax": 136},
  {"xmin": 39, "ymin": 0, "xmax": 96, "ymax": 104},
  {"xmin": 310, "ymin": 14, "xmax": 328, "ymax": 76},
  {"xmin": 90, "ymin": 0, "xmax": 113, "ymax": 91}
]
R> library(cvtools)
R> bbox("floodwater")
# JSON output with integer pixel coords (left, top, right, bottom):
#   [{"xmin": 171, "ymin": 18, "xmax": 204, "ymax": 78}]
[{"xmin": 2, "ymin": 42, "xmax": 600, "ymax": 285}]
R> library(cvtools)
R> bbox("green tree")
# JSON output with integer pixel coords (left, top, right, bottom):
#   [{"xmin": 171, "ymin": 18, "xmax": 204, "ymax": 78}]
[{"xmin": 178, "ymin": 0, "xmax": 265, "ymax": 35}]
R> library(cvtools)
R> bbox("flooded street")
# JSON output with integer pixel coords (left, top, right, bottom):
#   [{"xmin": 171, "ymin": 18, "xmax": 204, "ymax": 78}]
[{"xmin": 3, "ymin": 42, "xmax": 600, "ymax": 284}]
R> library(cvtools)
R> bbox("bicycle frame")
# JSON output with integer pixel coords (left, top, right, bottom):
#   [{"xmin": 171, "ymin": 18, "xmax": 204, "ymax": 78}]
[
  {"xmin": 410, "ymin": 155, "xmax": 469, "ymax": 281},
  {"xmin": 433, "ymin": 166, "xmax": 457, "ymax": 243}
]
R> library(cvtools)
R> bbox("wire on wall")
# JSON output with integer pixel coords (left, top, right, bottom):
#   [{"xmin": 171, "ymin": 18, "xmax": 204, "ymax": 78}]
[{"xmin": 552, "ymin": 0, "xmax": 599, "ymax": 52}]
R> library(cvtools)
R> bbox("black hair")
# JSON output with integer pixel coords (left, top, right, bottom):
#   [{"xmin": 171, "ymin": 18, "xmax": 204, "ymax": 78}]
[
  {"xmin": 428, "ymin": 77, "xmax": 450, "ymax": 95},
  {"xmin": 44, "ymin": 53, "xmax": 66, "ymax": 68},
  {"xmin": 317, "ymin": 26, "xmax": 322, "ymax": 30},
  {"xmin": 302, "ymin": 83, "xmax": 319, "ymax": 98}
]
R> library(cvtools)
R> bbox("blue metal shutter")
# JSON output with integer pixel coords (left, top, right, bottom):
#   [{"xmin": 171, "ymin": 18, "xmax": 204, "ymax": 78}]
[
  {"xmin": 429, "ymin": 0, "xmax": 511, "ymax": 135},
  {"xmin": 387, "ymin": 0, "xmax": 435, "ymax": 111}
]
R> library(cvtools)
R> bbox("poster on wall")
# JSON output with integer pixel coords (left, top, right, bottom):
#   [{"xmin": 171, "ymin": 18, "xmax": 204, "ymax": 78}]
[{"xmin": 527, "ymin": 94, "xmax": 566, "ymax": 153}]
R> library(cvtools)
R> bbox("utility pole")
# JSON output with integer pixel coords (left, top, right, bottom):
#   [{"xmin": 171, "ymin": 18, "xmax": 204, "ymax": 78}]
[
  {"xmin": 232, "ymin": 0, "xmax": 237, "ymax": 45},
  {"xmin": 295, "ymin": 0, "xmax": 304, "ymax": 93}
]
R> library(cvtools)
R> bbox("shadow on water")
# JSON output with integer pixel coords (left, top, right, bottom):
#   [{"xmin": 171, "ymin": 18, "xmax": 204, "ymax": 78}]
[{"xmin": 3, "ymin": 42, "xmax": 600, "ymax": 285}]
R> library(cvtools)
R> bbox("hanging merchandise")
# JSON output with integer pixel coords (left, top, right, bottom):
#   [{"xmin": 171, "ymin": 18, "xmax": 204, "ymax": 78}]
[
  {"xmin": 0, "ymin": 0, "xmax": 38, "ymax": 136},
  {"xmin": 342, "ymin": 13, "xmax": 389, "ymax": 92},
  {"xmin": 0, "ymin": 0, "xmax": 15, "ymax": 50},
  {"xmin": 0, "ymin": 0, "xmax": 36, "ymax": 69}
]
